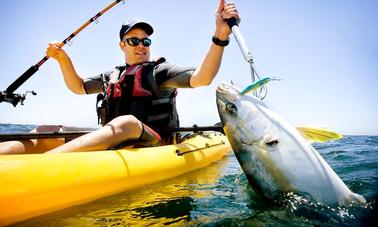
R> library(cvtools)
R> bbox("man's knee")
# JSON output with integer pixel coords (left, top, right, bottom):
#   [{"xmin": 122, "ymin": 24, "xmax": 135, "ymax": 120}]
[
  {"xmin": 110, "ymin": 115, "xmax": 140, "ymax": 128},
  {"xmin": 107, "ymin": 115, "xmax": 142, "ymax": 136}
]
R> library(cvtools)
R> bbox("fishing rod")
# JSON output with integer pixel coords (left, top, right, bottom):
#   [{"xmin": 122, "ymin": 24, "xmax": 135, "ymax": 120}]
[
  {"xmin": 0, "ymin": 0, "xmax": 124, "ymax": 107},
  {"xmin": 0, "ymin": 125, "xmax": 224, "ymax": 141}
]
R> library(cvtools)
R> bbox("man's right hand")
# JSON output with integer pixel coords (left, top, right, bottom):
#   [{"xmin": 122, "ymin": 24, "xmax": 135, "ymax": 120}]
[{"xmin": 46, "ymin": 41, "xmax": 67, "ymax": 61}]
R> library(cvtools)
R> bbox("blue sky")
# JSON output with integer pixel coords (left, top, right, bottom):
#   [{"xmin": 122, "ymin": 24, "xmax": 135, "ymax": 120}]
[{"xmin": 0, "ymin": 0, "xmax": 377, "ymax": 135}]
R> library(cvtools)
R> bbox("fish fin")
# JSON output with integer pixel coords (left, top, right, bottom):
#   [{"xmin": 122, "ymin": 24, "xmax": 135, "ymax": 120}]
[{"xmin": 296, "ymin": 126, "xmax": 343, "ymax": 143}]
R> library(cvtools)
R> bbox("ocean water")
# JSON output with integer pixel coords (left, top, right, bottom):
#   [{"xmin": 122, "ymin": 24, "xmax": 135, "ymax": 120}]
[{"xmin": 1, "ymin": 124, "xmax": 377, "ymax": 226}]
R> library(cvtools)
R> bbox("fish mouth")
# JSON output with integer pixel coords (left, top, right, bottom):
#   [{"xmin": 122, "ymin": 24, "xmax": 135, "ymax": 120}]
[
  {"xmin": 216, "ymin": 83, "xmax": 239, "ymax": 122},
  {"xmin": 216, "ymin": 83, "xmax": 264, "ymax": 105},
  {"xmin": 216, "ymin": 83, "xmax": 241, "ymax": 113},
  {"xmin": 216, "ymin": 83, "xmax": 240, "ymax": 100}
]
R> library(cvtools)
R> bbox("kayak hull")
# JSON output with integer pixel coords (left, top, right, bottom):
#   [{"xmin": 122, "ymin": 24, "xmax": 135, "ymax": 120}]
[{"xmin": 0, "ymin": 132, "xmax": 230, "ymax": 225}]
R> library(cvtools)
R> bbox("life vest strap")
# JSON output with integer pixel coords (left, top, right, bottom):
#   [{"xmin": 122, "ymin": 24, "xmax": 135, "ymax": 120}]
[
  {"xmin": 147, "ymin": 113, "xmax": 170, "ymax": 122},
  {"xmin": 151, "ymin": 98, "xmax": 170, "ymax": 105}
]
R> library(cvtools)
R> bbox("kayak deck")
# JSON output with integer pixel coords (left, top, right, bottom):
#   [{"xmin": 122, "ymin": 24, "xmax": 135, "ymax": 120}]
[{"xmin": 0, "ymin": 132, "xmax": 230, "ymax": 225}]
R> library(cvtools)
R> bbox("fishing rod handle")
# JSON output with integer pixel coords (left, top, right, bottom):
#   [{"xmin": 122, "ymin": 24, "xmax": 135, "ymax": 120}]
[
  {"xmin": 5, "ymin": 65, "xmax": 39, "ymax": 94},
  {"xmin": 226, "ymin": 18, "xmax": 253, "ymax": 64},
  {"xmin": 5, "ymin": 55, "xmax": 50, "ymax": 94}
]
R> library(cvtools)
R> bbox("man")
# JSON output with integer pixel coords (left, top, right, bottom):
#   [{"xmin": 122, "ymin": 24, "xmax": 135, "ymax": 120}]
[{"xmin": 0, "ymin": 0, "xmax": 240, "ymax": 154}]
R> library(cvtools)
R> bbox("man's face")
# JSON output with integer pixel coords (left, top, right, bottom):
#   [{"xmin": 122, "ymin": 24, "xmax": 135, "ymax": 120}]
[{"xmin": 120, "ymin": 27, "xmax": 151, "ymax": 65}]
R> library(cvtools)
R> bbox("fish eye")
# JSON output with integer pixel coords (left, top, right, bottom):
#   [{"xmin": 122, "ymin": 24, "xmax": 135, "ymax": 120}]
[{"xmin": 226, "ymin": 102, "xmax": 237, "ymax": 114}]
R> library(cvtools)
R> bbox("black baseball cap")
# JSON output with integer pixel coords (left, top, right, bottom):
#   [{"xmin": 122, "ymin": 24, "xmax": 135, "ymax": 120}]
[{"xmin": 119, "ymin": 18, "xmax": 154, "ymax": 40}]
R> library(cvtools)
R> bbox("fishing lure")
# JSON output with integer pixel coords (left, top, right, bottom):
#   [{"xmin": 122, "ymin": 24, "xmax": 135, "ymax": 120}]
[{"xmin": 240, "ymin": 77, "xmax": 280, "ymax": 96}]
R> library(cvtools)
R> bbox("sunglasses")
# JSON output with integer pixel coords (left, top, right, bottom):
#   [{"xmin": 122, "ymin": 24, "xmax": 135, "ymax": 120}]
[{"xmin": 123, "ymin": 37, "xmax": 152, "ymax": 47}]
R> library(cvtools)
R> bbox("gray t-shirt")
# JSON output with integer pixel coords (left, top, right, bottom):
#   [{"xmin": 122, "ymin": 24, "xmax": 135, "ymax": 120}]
[{"xmin": 83, "ymin": 62, "xmax": 195, "ymax": 94}]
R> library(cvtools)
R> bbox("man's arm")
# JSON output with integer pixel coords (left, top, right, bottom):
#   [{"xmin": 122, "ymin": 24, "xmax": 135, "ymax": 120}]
[
  {"xmin": 189, "ymin": 0, "xmax": 240, "ymax": 87},
  {"xmin": 46, "ymin": 42, "xmax": 86, "ymax": 94}
]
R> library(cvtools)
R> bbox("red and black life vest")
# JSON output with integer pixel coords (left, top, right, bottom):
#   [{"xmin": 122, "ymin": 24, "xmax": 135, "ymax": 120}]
[{"xmin": 96, "ymin": 58, "xmax": 179, "ymax": 131}]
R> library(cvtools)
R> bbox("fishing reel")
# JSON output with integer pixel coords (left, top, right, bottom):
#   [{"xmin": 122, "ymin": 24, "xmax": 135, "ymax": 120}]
[{"xmin": 0, "ymin": 90, "xmax": 37, "ymax": 107}]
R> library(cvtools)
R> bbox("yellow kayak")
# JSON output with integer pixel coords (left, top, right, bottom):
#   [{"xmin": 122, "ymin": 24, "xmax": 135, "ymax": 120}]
[{"xmin": 0, "ymin": 132, "xmax": 230, "ymax": 226}]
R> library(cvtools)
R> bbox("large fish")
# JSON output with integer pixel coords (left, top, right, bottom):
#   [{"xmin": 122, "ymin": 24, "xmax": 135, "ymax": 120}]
[{"xmin": 216, "ymin": 83, "xmax": 365, "ymax": 205}]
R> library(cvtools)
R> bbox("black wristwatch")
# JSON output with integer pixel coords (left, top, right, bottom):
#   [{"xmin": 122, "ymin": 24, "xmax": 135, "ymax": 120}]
[{"xmin": 212, "ymin": 35, "xmax": 230, "ymax": 47}]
